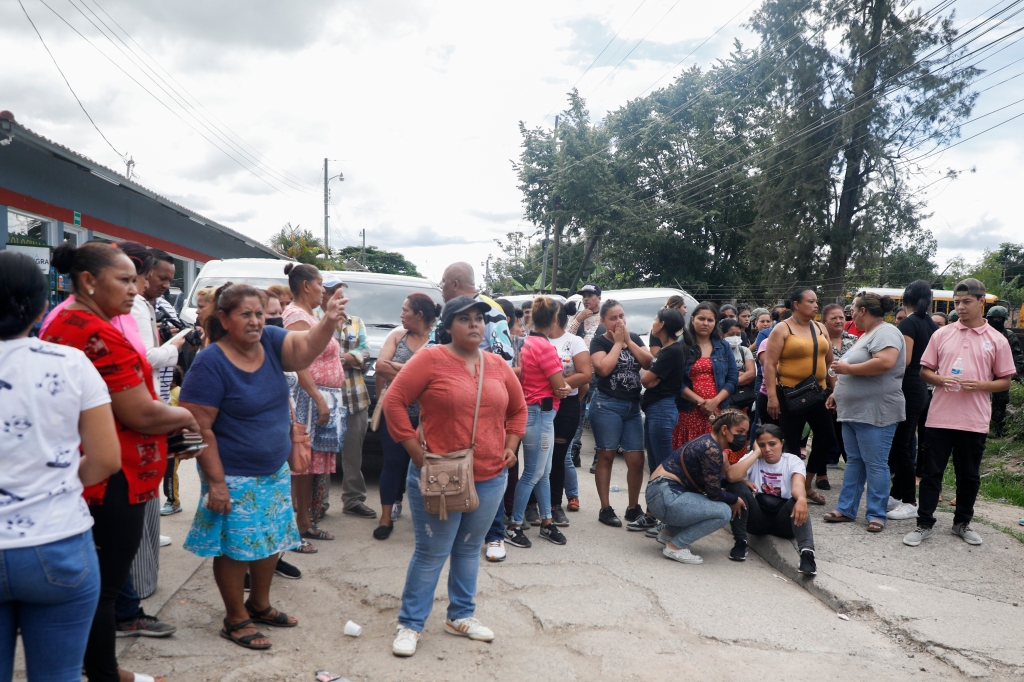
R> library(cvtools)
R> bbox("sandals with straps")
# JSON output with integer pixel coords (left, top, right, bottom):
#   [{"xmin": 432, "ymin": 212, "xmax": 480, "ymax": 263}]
[
  {"xmin": 301, "ymin": 526, "xmax": 334, "ymax": 541},
  {"xmin": 823, "ymin": 510, "xmax": 854, "ymax": 523},
  {"xmin": 220, "ymin": 618, "xmax": 271, "ymax": 650},
  {"xmin": 866, "ymin": 520, "xmax": 885, "ymax": 533},
  {"xmin": 245, "ymin": 600, "xmax": 298, "ymax": 627},
  {"xmin": 291, "ymin": 539, "xmax": 318, "ymax": 554}
]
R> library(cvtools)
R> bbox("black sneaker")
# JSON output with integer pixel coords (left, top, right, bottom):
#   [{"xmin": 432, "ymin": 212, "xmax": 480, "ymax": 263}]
[
  {"xmin": 646, "ymin": 521, "xmax": 664, "ymax": 538},
  {"xmin": 275, "ymin": 558, "xmax": 302, "ymax": 579},
  {"xmin": 525, "ymin": 503, "xmax": 541, "ymax": 527},
  {"xmin": 505, "ymin": 526, "xmax": 532, "ymax": 548},
  {"xmin": 729, "ymin": 540, "xmax": 748, "ymax": 562},
  {"xmin": 550, "ymin": 505, "xmax": 570, "ymax": 527},
  {"xmin": 626, "ymin": 513, "xmax": 657, "ymax": 532},
  {"xmin": 598, "ymin": 506, "xmax": 622, "ymax": 527},
  {"xmin": 798, "ymin": 549, "xmax": 817, "ymax": 576},
  {"xmin": 589, "ymin": 453, "xmax": 598, "ymax": 474},
  {"xmin": 540, "ymin": 524, "xmax": 567, "ymax": 545},
  {"xmin": 623, "ymin": 505, "xmax": 644, "ymax": 523},
  {"xmin": 115, "ymin": 613, "xmax": 177, "ymax": 638}
]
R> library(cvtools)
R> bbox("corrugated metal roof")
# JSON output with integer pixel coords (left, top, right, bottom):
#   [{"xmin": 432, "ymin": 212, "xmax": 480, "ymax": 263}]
[{"xmin": 1, "ymin": 117, "xmax": 285, "ymax": 260}]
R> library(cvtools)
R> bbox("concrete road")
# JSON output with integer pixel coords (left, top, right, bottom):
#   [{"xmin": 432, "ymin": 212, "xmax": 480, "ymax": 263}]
[{"xmin": 90, "ymin": 433, "xmax": 980, "ymax": 682}]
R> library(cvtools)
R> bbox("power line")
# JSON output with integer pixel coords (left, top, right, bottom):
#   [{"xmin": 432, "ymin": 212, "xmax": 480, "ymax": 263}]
[
  {"xmin": 18, "ymin": 0, "xmax": 125, "ymax": 163},
  {"xmin": 585, "ymin": 0, "xmax": 684, "ymax": 96}
]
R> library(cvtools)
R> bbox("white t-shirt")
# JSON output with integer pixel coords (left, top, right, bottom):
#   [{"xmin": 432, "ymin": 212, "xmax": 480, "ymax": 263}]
[
  {"xmin": 546, "ymin": 333, "xmax": 589, "ymax": 396},
  {"xmin": 0, "ymin": 337, "xmax": 110, "ymax": 549},
  {"xmin": 742, "ymin": 452, "xmax": 806, "ymax": 500}
]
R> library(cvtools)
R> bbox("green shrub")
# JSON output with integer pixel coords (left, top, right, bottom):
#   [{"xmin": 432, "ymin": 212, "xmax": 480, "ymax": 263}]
[{"xmin": 1010, "ymin": 381, "xmax": 1024, "ymax": 409}]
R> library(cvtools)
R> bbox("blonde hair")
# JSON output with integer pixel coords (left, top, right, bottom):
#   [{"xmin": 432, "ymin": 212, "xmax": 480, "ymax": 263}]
[
  {"xmin": 195, "ymin": 286, "xmax": 217, "ymax": 304},
  {"xmin": 266, "ymin": 284, "xmax": 291, "ymax": 300}
]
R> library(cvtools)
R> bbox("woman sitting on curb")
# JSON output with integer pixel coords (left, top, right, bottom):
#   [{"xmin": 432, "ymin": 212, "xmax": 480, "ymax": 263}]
[{"xmin": 725, "ymin": 424, "xmax": 816, "ymax": 576}]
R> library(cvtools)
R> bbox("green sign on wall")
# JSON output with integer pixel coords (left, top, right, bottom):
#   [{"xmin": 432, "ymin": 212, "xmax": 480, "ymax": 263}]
[{"xmin": 73, "ymin": 211, "xmax": 81, "ymax": 226}]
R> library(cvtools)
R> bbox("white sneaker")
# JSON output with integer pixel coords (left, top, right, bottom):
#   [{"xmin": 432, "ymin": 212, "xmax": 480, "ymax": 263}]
[
  {"xmin": 444, "ymin": 616, "xmax": 495, "ymax": 642},
  {"xmin": 663, "ymin": 545, "xmax": 703, "ymax": 564},
  {"xmin": 655, "ymin": 528, "xmax": 672, "ymax": 545},
  {"xmin": 159, "ymin": 535, "xmax": 172, "ymax": 547},
  {"xmin": 392, "ymin": 625, "xmax": 420, "ymax": 657},
  {"xmin": 887, "ymin": 496, "xmax": 900, "ymax": 512},
  {"xmin": 392, "ymin": 502, "xmax": 403, "ymax": 519},
  {"xmin": 485, "ymin": 540, "xmax": 506, "ymax": 562},
  {"xmin": 887, "ymin": 502, "xmax": 918, "ymax": 520}
]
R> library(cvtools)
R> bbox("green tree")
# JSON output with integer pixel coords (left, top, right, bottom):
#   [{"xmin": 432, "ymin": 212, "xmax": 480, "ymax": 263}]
[
  {"xmin": 267, "ymin": 223, "xmax": 324, "ymax": 264},
  {"xmin": 326, "ymin": 246, "xmax": 421, "ymax": 276}
]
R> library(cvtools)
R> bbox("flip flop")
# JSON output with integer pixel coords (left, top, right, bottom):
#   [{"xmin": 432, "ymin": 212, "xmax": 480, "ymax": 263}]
[
  {"xmin": 219, "ymin": 618, "xmax": 271, "ymax": 650},
  {"xmin": 302, "ymin": 526, "xmax": 335, "ymax": 541},
  {"xmin": 823, "ymin": 510, "xmax": 854, "ymax": 523},
  {"xmin": 245, "ymin": 600, "xmax": 298, "ymax": 628},
  {"xmin": 866, "ymin": 520, "xmax": 885, "ymax": 533},
  {"xmin": 290, "ymin": 539, "xmax": 318, "ymax": 554}
]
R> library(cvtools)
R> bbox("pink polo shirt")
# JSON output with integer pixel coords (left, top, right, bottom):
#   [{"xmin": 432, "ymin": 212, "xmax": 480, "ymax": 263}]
[{"xmin": 920, "ymin": 320, "xmax": 1016, "ymax": 433}]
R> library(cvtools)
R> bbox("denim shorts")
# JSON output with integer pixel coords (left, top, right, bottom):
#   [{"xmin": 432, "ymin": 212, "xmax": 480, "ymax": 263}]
[{"xmin": 589, "ymin": 391, "xmax": 644, "ymax": 452}]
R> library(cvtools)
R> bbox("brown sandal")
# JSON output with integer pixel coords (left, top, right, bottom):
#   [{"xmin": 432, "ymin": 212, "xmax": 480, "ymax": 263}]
[
  {"xmin": 823, "ymin": 510, "xmax": 853, "ymax": 523},
  {"xmin": 866, "ymin": 520, "xmax": 885, "ymax": 533},
  {"xmin": 220, "ymin": 618, "xmax": 271, "ymax": 650},
  {"xmin": 806, "ymin": 490, "xmax": 827, "ymax": 506}
]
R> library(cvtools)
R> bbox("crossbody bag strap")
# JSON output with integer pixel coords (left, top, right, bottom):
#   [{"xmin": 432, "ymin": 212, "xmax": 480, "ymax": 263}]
[
  {"xmin": 679, "ymin": 450, "xmax": 701, "ymax": 492},
  {"xmin": 810, "ymin": 321, "xmax": 819, "ymax": 381},
  {"xmin": 469, "ymin": 350, "xmax": 485, "ymax": 448}
]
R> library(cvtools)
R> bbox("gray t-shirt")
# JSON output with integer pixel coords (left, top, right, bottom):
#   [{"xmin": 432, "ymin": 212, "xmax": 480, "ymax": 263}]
[{"xmin": 834, "ymin": 323, "xmax": 906, "ymax": 427}]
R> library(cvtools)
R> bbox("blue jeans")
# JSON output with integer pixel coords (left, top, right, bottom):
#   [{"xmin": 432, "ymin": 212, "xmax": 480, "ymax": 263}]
[
  {"xmin": 512, "ymin": 405, "xmax": 555, "ymax": 525},
  {"xmin": 589, "ymin": 392, "xmax": 645, "ymax": 452},
  {"xmin": 644, "ymin": 397, "xmax": 680, "ymax": 473},
  {"xmin": 114, "ymin": 573, "xmax": 141, "ymax": 622},
  {"xmin": 836, "ymin": 422, "xmax": 897, "ymax": 523},
  {"xmin": 645, "ymin": 478, "xmax": 731, "ymax": 549},
  {"xmin": 0, "ymin": 531, "xmax": 101, "ymax": 682},
  {"xmin": 570, "ymin": 379, "xmax": 598, "ymax": 454},
  {"xmin": 564, "ymin": 448, "xmax": 579, "ymax": 498},
  {"xmin": 399, "ymin": 465, "xmax": 507, "ymax": 632}
]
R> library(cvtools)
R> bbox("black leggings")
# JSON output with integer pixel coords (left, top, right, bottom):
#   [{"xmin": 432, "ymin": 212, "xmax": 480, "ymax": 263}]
[
  {"xmin": 84, "ymin": 472, "xmax": 147, "ymax": 682},
  {"xmin": 550, "ymin": 395, "xmax": 581, "ymax": 508},
  {"xmin": 726, "ymin": 481, "xmax": 814, "ymax": 551},
  {"xmin": 378, "ymin": 413, "xmax": 416, "ymax": 507},
  {"xmin": 778, "ymin": 401, "xmax": 836, "ymax": 478},
  {"xmin": 889, "ymin": 376, "xmax": 928, "ymax": 505}
]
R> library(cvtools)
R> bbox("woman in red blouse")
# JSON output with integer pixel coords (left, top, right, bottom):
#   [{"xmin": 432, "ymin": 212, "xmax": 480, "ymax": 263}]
[
  {"xmin": 383, "ymin": 296, "xmax": 526, "ymax": 658},
  {"xmin": 47, "ymin": 242, "xmax": 197, "ymax": 682}
]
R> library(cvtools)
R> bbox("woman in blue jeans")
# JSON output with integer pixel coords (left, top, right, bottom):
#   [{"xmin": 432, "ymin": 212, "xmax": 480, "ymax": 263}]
[
  {"xmin": 646, "ymin": 410, "xmax": 750, "ymax": 564},
  {"xmin": 589, "ymin": 300, "xmax": 654, "ymax": 528},
  {"xmin": 383, "ymin": 296, "xmax": 527, "ymax": 658},
  {"xmin": 0, "ymin": 252, "xmax": 121, "ymax": 682},
  {"xmin": 824, "ymin": 292, "xmax": 906, "ymax": 533}
]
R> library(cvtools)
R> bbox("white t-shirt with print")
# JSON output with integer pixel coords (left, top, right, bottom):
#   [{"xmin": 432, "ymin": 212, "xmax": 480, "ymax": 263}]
[
  {"xmin": 546, "ymin": 333, "xmax": 589, "ymax": 396},
  {"xmin": 742, "ymin": 452, "xmax": 806, "ymax": 500},
  {"xmin": 0, "ymin": 337, "xmax": 110, "ymax": 549}
]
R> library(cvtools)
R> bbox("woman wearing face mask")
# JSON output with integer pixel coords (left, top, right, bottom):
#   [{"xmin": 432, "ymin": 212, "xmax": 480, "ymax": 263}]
[
  {"xmin": 264, "ymin": 290, "xmax": 285, "ymax": 328},
  {"xmin": 646, "ymin": 410, "xmax": 749, "ymax": 565},
  {"xmin": 673, "ymin": 302, "xmax": 738, "ymax": 450},
  {"xmin": 725, "ymin": 425, "xmax": 816, "ymax": 574},
  {"xmin": 719, "ymin": 318, "xmax": 756, "ymax": 418}
]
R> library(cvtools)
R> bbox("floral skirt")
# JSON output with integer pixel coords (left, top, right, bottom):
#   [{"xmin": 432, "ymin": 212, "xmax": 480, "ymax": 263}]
[{"xmin": 184, "ymin": 462, "xmax": 300, "ymax": 561}]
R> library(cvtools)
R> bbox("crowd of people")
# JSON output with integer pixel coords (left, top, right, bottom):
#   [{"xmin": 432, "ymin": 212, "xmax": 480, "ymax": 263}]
[{"xmin": 2, "ymin": 245, "xmax": 1022, "ymax": 676}]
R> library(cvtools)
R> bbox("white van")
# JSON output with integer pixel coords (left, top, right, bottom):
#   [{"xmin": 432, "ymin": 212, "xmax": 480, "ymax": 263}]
[{"xmin": 565, "ymin": 287, "xmax": 699, "ymax": 344}]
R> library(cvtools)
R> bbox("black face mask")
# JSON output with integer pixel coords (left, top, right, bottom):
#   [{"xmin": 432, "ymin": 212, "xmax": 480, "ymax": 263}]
[
  {"xmin": 265, "ymin": 317, "xmax": 284, "ymax": 328},
  {"xmin": 728, "ymin": 433, "xmax": 748, "ymax": 451},
  {"xmin": 989, "ymin": 318, "xmax": 1005, "ymax": 333}
]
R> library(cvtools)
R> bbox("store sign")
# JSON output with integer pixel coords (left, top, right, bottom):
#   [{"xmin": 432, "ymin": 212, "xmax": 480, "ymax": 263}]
[
  {"xmin": 7, "ymin": 245, "xmax": 51, "ymax": 274},
  {"xmin": 74, "ymin": 211, "xmax": 81, "ymax": 226},
  {"xmin": 6, "ymin": 233, "xmax": 48, "ymax": 247}
]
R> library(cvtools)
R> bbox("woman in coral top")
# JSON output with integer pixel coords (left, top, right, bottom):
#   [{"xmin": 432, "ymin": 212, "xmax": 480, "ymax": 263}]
[
  {"xmin": 46, "ymin": 241, "xmax": 198, "ymax": 682},
  {"xmin": 383, "ymin": 296, "xmax": 527, "ymax": 658}
]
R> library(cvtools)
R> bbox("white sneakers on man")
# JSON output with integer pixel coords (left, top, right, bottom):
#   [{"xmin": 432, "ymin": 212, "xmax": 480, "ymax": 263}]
[
  {"xmin": 485, "ymin": 540, "xmax": 506, "ymax": 562},
  {"xmin": 887, "ymin": 502, "xmax": 918, "ymax": 520},
  {"xmin": 392, "ymin": 625, "xmax": 420, "ymax": 657},
  {"xmin": 444, "ymin": 617, "xmax": 495, "ymax": 641}
]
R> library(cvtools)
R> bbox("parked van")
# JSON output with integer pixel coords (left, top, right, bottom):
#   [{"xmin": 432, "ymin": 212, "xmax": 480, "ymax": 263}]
[{"xmin": 565, "ymin": 287, "xmax": 698, "ymax": 343}]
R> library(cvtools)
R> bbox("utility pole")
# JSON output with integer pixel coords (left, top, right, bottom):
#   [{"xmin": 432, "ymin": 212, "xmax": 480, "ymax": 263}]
[
  {"xmin": 360, "ymin": 229, "xmax": 366, "ymax": 266},
  {"xmin": 539, "ymin": 115, "xmax": 558, "ymax": 293},
  {"xmin": 323, "ymin": 158, "xmax": 330, "ymax": 256}
]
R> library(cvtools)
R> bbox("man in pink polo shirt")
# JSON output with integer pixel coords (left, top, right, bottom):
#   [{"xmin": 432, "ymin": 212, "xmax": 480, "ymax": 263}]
[{"xmin": 904, "ymin": 279, "xmax": 1015, "ymax": 547}]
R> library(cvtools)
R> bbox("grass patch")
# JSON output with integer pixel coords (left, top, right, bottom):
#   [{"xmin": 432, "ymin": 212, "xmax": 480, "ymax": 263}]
[{"xmin": 941, "ymin": 437, "xmax": 1024, "ymax": 508}]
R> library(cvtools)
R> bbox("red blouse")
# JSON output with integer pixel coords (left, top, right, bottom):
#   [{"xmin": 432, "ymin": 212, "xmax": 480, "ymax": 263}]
[{"xmin": 43, "ymin": 308, "xmax": 166, "ymax": 505}]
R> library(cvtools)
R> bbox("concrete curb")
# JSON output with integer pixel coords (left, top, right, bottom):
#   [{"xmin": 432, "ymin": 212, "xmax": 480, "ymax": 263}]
[{"xmin": 747, "ymin": 535, "xmax": 873, "ymax": 615}]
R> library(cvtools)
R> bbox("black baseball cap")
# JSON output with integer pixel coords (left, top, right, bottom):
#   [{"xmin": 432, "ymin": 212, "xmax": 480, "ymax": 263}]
[
  {"xmin": 578, "ymin": 284, "xmax": 602, "ymax": 297},
  {"xmin": 441, "ymin": 295, "xmax": 491, "ymax": 328},
  {"xmin": 954, "ymin": 278, "xmax": 986, "ymax": 297}
]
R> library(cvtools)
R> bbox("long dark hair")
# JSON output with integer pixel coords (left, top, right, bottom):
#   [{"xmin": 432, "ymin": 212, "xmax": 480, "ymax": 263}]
[
  {"xmin": 902, "ymin": 280, "xmax": 933, "ymax": 317},
  {"xmin": 688, "ymin": 301, "xmax": 722, "ymax": 341},
  {"xmin": 0, "ymin": 251, "xmax": 49, "ymax": 339},
  {"xmin": 115, "ymin": 241, "xmax": 155, "ymax": 275},
  {"xmin": 284, "ymin": 262, "xmax": 319, "ymax": 297},
  {"xmin": 656, "ymin": 307, "xmax": 685, "ymax": 339},
  {"xmin": 204, "ymin": 283, "xmax": 267, "ymax": 343},
  {"xmin": 406, "ymin": 292, "xmax": 440, "ymax": 323}
]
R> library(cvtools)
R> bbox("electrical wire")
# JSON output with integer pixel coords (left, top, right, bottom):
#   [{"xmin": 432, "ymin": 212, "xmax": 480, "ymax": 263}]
[{"xmin": 585, "ymin": 0, "xmax": 684, "ymax": 96}]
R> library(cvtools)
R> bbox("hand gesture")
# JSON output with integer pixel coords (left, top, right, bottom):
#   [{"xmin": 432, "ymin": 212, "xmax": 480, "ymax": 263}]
[
  {"xmin": 323, "ymin": 289, "xmax": 349, "ymax": 324},
  {"xmin": 613, "ymin": 322, "xmax": 629, "ymax": 345},
  {"xmin": 576, "ymin": 309, "xmax": 593, "ymax": 323}
]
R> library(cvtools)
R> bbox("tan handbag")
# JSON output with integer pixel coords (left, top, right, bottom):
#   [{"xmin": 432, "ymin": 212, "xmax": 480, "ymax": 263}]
[
  {"xmin": 288, "ymin": 399, "xmax": 312, "ymax": 474},
  {"xmin": 419, "ymin": 350, "xmax": 484, "ymax": 520}
]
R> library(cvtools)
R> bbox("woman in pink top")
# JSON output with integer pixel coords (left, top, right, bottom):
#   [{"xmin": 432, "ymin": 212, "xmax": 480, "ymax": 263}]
[
  {"xmin": 506, "ymin": 297, "xmax": 569, "ymax": 549},
  {"xmin": 281, "ymin": 263, "xmax": 346, "ymax": 551},
  {"xmin": 383, "ymin": 296, "xmax": 526, "ymax": 657}
]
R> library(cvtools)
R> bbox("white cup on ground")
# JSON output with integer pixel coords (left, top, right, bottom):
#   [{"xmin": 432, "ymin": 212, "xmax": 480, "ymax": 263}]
[{"xmin": 343, "ymin": 620, "xmax": 362, "ymax": 637}]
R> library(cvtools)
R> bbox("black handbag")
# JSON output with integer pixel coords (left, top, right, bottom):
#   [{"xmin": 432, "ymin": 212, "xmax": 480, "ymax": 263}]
[
  {"xmin": 731, "ymin": 384, "xmax": 756, "ymax": 410},
  {"xmin": 777, "ymin": 322, "xmax": 827, "ymax": 416}
]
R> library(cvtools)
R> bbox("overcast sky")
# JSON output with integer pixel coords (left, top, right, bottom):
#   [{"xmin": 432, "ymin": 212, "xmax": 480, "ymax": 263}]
[{"xmin": 2, "ymin": 0, "xmax": 1021, "ymax": 283}]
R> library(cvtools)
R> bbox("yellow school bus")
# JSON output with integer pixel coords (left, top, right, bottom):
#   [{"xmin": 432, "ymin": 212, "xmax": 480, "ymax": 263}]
[{"xmin": 853, "ymin": 287, "xmax": 999, "ymax": 317}]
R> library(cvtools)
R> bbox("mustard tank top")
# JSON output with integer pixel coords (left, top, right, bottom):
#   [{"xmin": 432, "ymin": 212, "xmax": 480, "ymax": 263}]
[{"xmin": 776, "ymin": 321, "xmax": 828, "ymax": 388}]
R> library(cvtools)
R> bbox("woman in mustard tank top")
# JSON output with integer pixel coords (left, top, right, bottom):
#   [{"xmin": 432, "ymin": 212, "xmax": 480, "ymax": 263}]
[{"xmin": 762, "ymin": 288, "xmax": 837, "ymax": 506}]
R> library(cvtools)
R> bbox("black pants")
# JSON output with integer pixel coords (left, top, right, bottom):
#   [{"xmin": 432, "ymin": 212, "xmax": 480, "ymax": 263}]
[
  {"xmin": 550, "ymin": 395, "xmax": 581, "ymax": 508},
  {"xmin": 84, "ymin": 472, "xmax": 147, "ymax": 682},
  {"xmin": 917, "ymin": 427, "xmax": 986, "ymax": 529},
  {"xmin": 916, "ymin": 390, "xmax": 932, "ymax": 478},
  {"xmin": 726, "ymin": 482, "xmax": 814, "ymax": 551},
  {"xmin": 992, "ymin": 390, "xmax": 1010, "ymax": 435},
  {"xmin": 378, "ymin": 413, "xmax": 416, "ymax": 507},
  {"xmin": 756, "ymin": 393, "xmax": 778, "ymax": 428},
  {"xmin": 162, "ymin": 456, "xmax": 179, "ymax": 506},
  {"xmin": 888, "ymin": 376, "xmax": 929, "ymax": 505},
  {"xmin": 779, "ymin": 401, "xmax": 836, "ymax": 478}
]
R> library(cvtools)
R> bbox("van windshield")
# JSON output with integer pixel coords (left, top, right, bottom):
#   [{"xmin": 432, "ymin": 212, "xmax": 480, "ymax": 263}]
[
  {"xmin": 346, "ymin": 283, "xmax": 442, "ymax": 326},
  {"xmin": 188, "ymin": 277, "xmax": 287, "ymax": 306},
  {"xmin": 617, "ymin": 297, "xmax": 670, "ymax": 336}
]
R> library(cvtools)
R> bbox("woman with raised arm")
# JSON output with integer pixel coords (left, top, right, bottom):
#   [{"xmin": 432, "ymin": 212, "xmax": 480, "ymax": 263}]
[{"xmin": 179, "ymin": 282, "xmax": 348, "ymax": 650}]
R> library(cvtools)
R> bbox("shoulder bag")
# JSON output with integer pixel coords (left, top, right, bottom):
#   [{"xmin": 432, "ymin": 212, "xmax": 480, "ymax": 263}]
[
  {"xmin": 777, "ymin": 321, "xmax": 828, "ymax": 417},
  {"xmin": 419, "ymin": 350, "xmax": 484, "ymax": 520},
  {"xmin": 288, "ymin": 397, "xmax": 312, "ymax": 473}
]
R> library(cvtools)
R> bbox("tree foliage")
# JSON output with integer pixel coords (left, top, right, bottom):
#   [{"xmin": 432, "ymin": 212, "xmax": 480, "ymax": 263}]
[
  {"xmin": 267, "ymin": 223, "xmax": 324, "ymax": 264},
  {"xmin": 325, "ymin": 246, "xmax": 421, "ymax": 277}
]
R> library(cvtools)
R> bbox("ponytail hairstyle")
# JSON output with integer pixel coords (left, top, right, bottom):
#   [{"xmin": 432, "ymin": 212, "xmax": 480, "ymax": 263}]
[
  {"xmin": 599, "ymin": 298, "xmax": 622, "ymax": 319},
  {"xmin": 853, "ymin": 290, "xmax": 897, "ymax": 319},
  {"xmin": 51, "ymin": 241, "xmax": 125, "ymax": 294},
  {"xmin": 203, "ymin": 283, "xmax": 267, "ymax": 343},
  {"xmin": 901, "ymin": 280, "xmax": 933, "ymax": 317},
  {"xmin": 0, "ymin": 251, "xmax": 49, "ymax": 339},
  {"xmin": 711, "ymin": 409, "xmax": 750, "ymax": 434},
  {"xmin": 283, "ymin": 262, "xmax": 320, "ymax": 297},
  {"xmin": 531, "ymin": 296, "xmax": 560, "ymax": 329},
  {"xmin": 556, "ymin": 301, "xmax": 570, "ymax": 329},
  {"xmin": 664, "ymin": 294, "xmax": 685, "ymax": 310},
  {"xmin": 564, "ymin": 301, "xmax": 578, "ymax": 316},
  {"xmin": 785, "ymin": 287, "xmax": 815, "ymax": 310},
  {"xmin": 656, "ymin": 307, "xmax": 685, "ymax": 339},
  {"xmin": 114, "ymin": 241, "xmax": 155, "ymax": 275},
  {"xmin": 406, "ymin": 292, "xmax": 440, "ymax": 324}
]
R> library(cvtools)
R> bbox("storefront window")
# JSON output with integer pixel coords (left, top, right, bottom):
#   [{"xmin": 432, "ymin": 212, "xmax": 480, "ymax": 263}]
[{"xmin": 7, "ymin": 209, "xmax": 49, "ymax": 246}]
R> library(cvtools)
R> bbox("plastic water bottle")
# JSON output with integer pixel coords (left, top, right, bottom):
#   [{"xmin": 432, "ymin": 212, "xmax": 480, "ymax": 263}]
[{"xmin": 948, "ymin": 357, "xmax": 963, "ymax": 392}]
